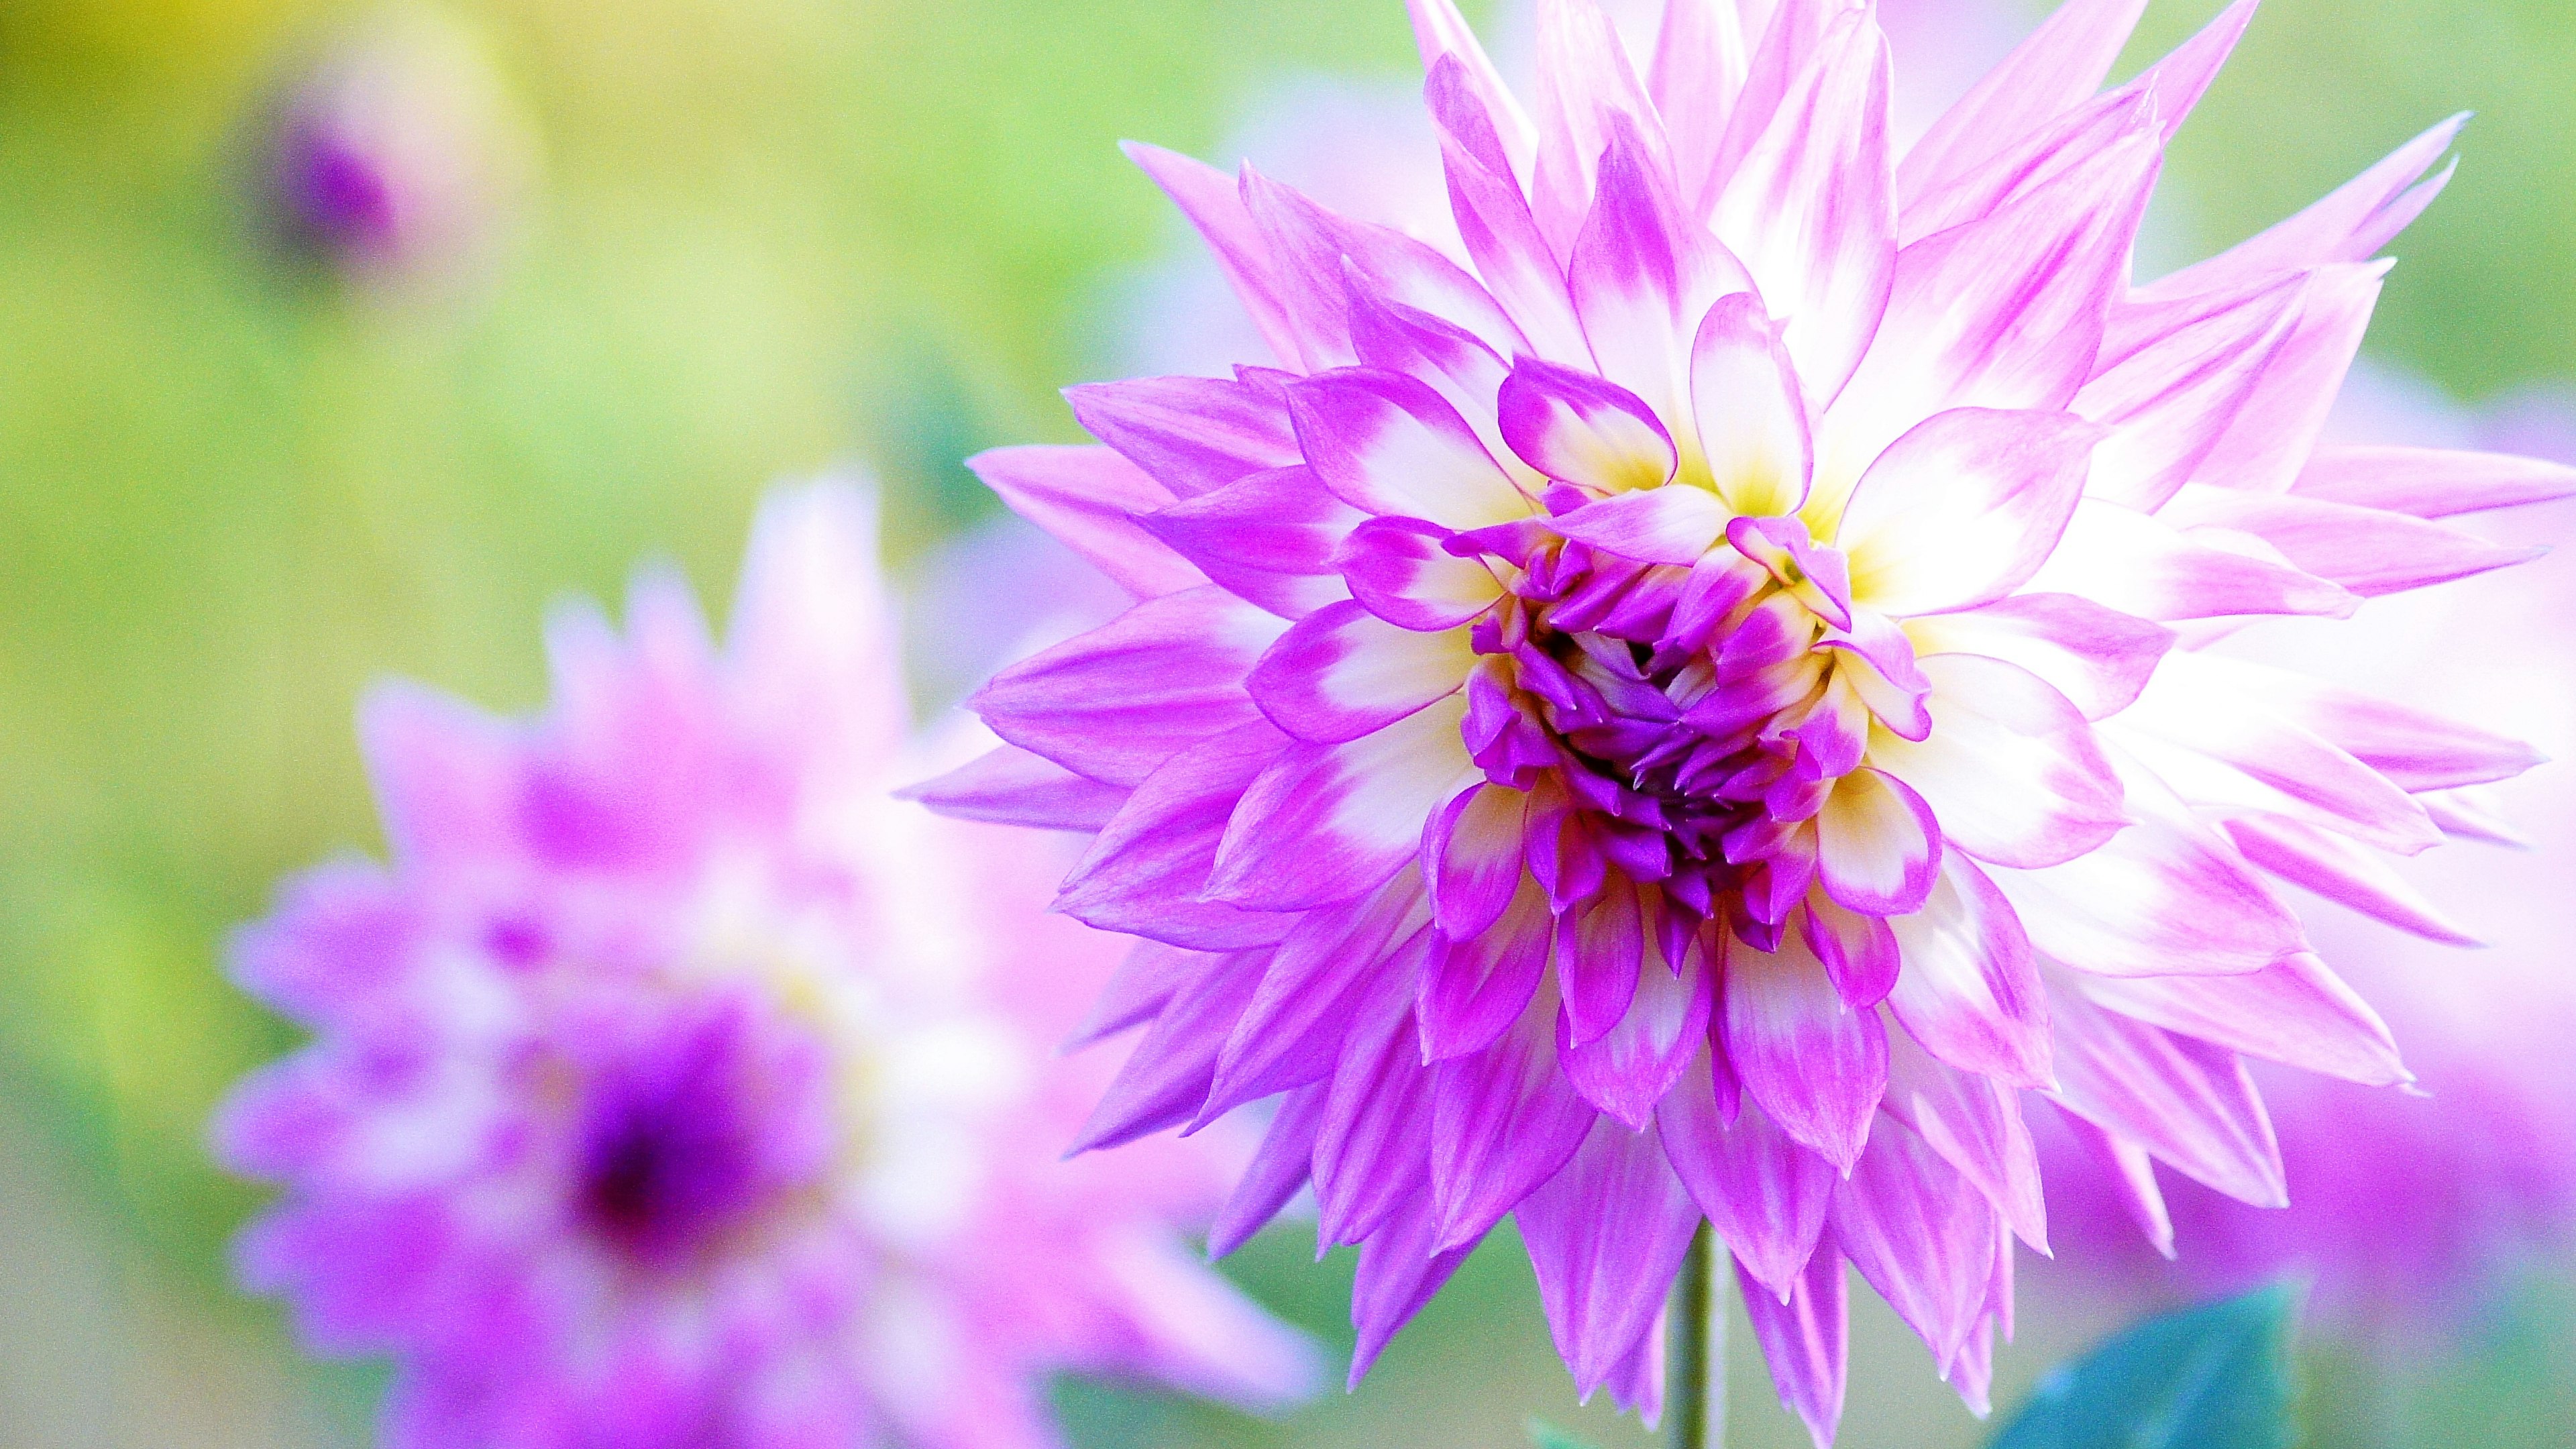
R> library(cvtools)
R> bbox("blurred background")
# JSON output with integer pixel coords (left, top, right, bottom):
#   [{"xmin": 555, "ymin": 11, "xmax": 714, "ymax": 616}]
[{"xmin": 2, "ymin": 0, "xmax": 2573, "ymax": 1444}]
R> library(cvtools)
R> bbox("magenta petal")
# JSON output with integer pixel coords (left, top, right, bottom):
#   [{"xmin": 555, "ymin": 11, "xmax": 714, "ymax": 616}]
[
  {"xmin": 1911, "ymin": 592, "xmax": 2174, "ymax": 722},
  {"xmin": 1290, "ymin": 367, "xmax": 1532, "ymax": 531},
  {"xmin": 1737, "ymin": 1240, "xmax": 1848, "ymax": 1449},
  {"xmin": 1515, "ymin": 1117, "xmax": 1705, "ymax": 1401},
  {"xmin": 1560, "ymin": 926, "xmax": 1714, "ymax": 1130},
  {"xmin": 1204, "ymin": 888, "xmax": 1427, "ymax": 1124},
  {"xmin": 1898, "ymin": 0, "xmax": 2149, "ymax": 209},
  {"xmin": 1424, "ymin": 56, "xmax": 1592, "ymax": 367},
  {"xmin": 1334, "ymin": 515, "xmax": 1505, "ymax": 631},
  {"xmin": 2054, "ymin": 1108, "xmax": 2174, "ymax": 1259},
  {"xmin": 967, "ymin": 445, "xmax": 1201, "ymax": 600},
  {"xmin": 2075, "ymin": 951, "xmax": 2408, "ymax": 1089},
  {"xmin": 1067, "ymin": 373, "xmax": 1302, "ymax": 501},
  {"xmin": 1557, "ymin": 879, "xmax": 1647, "ymax": 1048},
  {"xmin": 2152, "ymin": 111, "xmax": 2465, "ymax": 299},
  {"xmin": 1419, "ymin": 878, "xmax": 1553, "ymax": 1062},
  {"xmin": 1552, "ymin": 485, "xmax": 1731, "ymax": 568},
  {"xmin": 973, "ymin": 586, "xmax": 1286, "ymax": 789},
  {"xmin": 1119, "ymin": 142, "xmax": 1305, "ymax": 370},
  {"xmin": 1208, "ymin": 1082, "xmax": 1328, "ymax": 1258},
  {"xmin": 1722, "ymin": 928, "xmax": 1887, "ymax": 1173},
  {"xmin": 1829, "ymin": 1117, "xmax": 2002, "ymax": 1374},
  {"xmin": 1799, "ymin": 897, "xmax": 1898, "ymax": 1010},
  {"xmin": 1311, "ymin": 970, "xmax": 1436, "ymax": 1248},
  {"xmin": 1057, "ymin": 721, "xmax": 1299, "ymax": 951},
  {"xmin": 2292, "ymin": 443, "xmax": 2576, "ymax": 519},
  {"xmin": 1069, "ymin": 948, "xmax": 1270, "ymax": 1155},
  {"xmin": 1430, "ymin": 980, "xmax": 1599, "ymax": 1250},
  {"xmin": 1658, "ymin": 1049, "xmax": 1833, "ymax": 1300},
  {"xmin": 900, "ymin": 744, "xmax": 1127, "ymax": 833},
  {"xmin": 2158, "ymin": 487, "xmax": 2548, "ymax": 599},
  {"xmin": 1567, "ymin": 111, "xmax": 1750, "ymax": 424},
  {"xmin": 1348, "ymin": 1184, "xmax": 1478, "ymax": 1385},
  {"xmin": 1070, "ymin": 941, "xmax": 1205, "ymax": 1049},
  {"xmin": 1496, "ymin": 354, "xmax": 1678, "ymax": 492}
]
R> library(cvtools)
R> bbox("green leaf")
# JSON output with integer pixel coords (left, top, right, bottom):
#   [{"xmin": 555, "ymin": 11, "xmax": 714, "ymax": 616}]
[
  {"xmin": 1525, "ymin": 1419, "xmax": 1606, "ymax": 1449},
  {"xmin": 1988, "ymin": 1284, "xmax": 2301, "ymax": 1449}
]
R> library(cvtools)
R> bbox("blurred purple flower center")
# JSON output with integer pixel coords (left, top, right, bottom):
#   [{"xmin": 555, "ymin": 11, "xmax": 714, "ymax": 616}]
[{"xmin": 572, "ymin": 995, "xmax": 830, "ymax": 1267}]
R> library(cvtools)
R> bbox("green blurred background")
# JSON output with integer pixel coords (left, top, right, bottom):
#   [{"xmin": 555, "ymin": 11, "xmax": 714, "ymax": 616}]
[{"xmin": 1, "ymin": 0, "xmax": 2571, "ymax": 1444}]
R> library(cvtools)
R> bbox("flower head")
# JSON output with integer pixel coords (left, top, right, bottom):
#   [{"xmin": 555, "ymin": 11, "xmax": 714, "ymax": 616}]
[
  {"xmin": 928, "ymin": 0, "xmax": 2576, "ymax": 1441},
  {"xmin": 213, "ymin": 484, "xmax": 1315, "ymax": 1449}
]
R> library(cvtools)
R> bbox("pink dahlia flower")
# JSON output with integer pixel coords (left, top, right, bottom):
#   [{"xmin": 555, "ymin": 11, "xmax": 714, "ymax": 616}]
[
  {"xmin": 925, "ymin": 0, "xmax": 2576, "ymax": 1442},
  {"xmin": 212, "ymin": 484, "xmax": 1316, "ymax": 1449},
  {"xmin": 2039, "ymin": 380, "xmax": 2576, "ymax": 1332}
]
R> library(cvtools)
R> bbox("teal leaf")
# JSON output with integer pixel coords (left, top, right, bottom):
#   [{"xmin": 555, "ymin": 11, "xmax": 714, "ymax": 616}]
[
  {"xmin": 1989, "ymin": 1284, "xmax": 2301, "ymax": 1449},
  {"xmin": 1525, "ymin": 1419, "xmax": 1607, "ymax": 1449}
]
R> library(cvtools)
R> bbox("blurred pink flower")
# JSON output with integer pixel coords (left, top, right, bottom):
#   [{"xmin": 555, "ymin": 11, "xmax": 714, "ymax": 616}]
[
  {"xmin": 928, "ymin": 0, "xmax": 2576, "ymax": 1442},
  {"xmin": 213, "ymin": 483, "xmax": 1314, "ymax": 1449}
]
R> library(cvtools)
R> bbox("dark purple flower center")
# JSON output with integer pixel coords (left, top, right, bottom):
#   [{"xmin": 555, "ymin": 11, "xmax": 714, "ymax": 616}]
[{"xmin": 572, "ymin": 996, "xmax": 831, "ymax": 1268}]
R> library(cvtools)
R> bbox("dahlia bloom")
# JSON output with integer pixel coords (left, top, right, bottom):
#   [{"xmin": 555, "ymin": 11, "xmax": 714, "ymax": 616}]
[
  {"xmin": 2042, "ymin": 379, "xmax": 2576, "ymax": 1330},
  {"xmin": 213, "ymin": 484, "xmax": 1314, "ymax": 1449},
  {"xmin": 927, "ymin": 0, "xmax": 2575, "ymax": 1440}
]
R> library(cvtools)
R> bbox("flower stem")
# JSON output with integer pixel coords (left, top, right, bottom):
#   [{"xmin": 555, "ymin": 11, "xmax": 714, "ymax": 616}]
[{"xmin": 1668, "ymin": 1222, "xmax": 1722, "ymax": 1449}]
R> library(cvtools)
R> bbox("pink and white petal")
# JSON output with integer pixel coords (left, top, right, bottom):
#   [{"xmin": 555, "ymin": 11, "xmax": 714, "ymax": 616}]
[
  {"xmin": 965, "ymin": 445, "xmax": 1201, "ymax": 600},
  {"xmin": 1552, "ymin": 485, "xmax": 1732, "ymax": 568},
  {"xmin": 1419, "ymin": 876, "xmax": 1554, "ymax": 1061},
  {"xmin": 1813, "ymin": 767, "xmax": 1941, "ymax": 917},
  {"xmin": 2072, "ymin": 950, "xmax": 2408, "ymax": 1088},
  {"xmin": 1209, "ymin": 694, "xmax": 1476, "ymax": 912},
  {"xmin": 900, "ymin": 743, "xmax": 1128, "ymax": 833},
  {"xmin": 2222, "ymin": 812, "xmax": 2481, "ymax": 947},
  {"xmin": 2108, "ymin": 653, "xmax": 2440, "ymax": 855},
  {"xmin": 1648, "ymin": 0, "xmax": 1755, "ymax": 215},
  {"xmin": 2157, "ymin": 486, "xmax": 2546, "ymax": 599},
  {"xmin": 1405, "ymin": 0, "xmax": 1536, "ymax": 172},
  {"xmin": 2022, "ymin": 498, "xmax": 2359, "ymax": 622},
  {"xmin": 1799, "ymin": 895, "xmax": 1899, "ymax": 1010},
  {"xmin": 1426, "ymin": 56, "xmax": 1593, "ymax": 367},
  {"xmin": 2148, "ymin": 113, "xmax": 2465, "ymax": 299},
  {"xmin": 1660, "ymin": 1049, "xmax": 1833, "ymax": 1300},
  {"xmin": 1816, "ymin": 123, "xmax": 2157, "ymax": 511},
  {"xmin": 1120, "ymin": 143, "xmax": 1307, "ymax": 370},
  {"xmin": 1496, "ymin": 356, "xmax": 1678, "ymax": 493},
  {"xmin": 1289, "ymin": 368, "xmax": 1534, "ymax": 530},
  {"xmin": 1866, "ymin": 653, "xmax": 2127, "ymax": 871},
  {"xmin": 2188, "ymin": 262, "xmax": 2387, "ymax": 498},
  {"xmin": 1709, "ymin": 7, "xmax": 1894, "ymax": 402},
  {"xmin": 2194, "ymin": 657, "xmax": 2546, "ymax": 793},
  {"xmin": 2290, "ymin": 443, "xmax": 2576, "ymax": 519},
  {"xmin": 1528, "ymin": 0, "xmax": 1667, "ymax": 258},
  {"xmin": 1425, "ymin": 783, "xmax": 1530, "ymax": 941},
  {"xmin": 358, "ymin": 682, "xmax": 525, "ymax": 871},
  {"xmin": 1562, "ymin": 926, "xmax": 1715, "ymax": 1130},
  {"xmin": 1723, "ymin": 928, "xmax": 1888, "ymax": 1173},
  {"xmin": 973, "ymin": 586, "xmax": 1288, "ymax": 788},
  {"xmin": 1337, "ymin": 517, "xmax": 1504, "ymax": 632},
  {"xmin": 1557, "ymin": 877, "xmax": 1648, "ymax": 1048},
  {"xmin": 1837, "ymin": 408, "xmax": 2104, "ymax": 619},
  {"xmin": 2043, "ymin": 981, "xmax": 2286, "ymax": 1208},
  {"xmin": 1706, "ymin": 0, "xmax": 1848, "ymax": 200},
  {"xmin": 1896, "ymin": 0, "xmax": 2150, "ymax": 209},
  {"xmin": 1248, "ymin": 600, "xmax": 1475, "ymax": 745},
  {"xmin": 1882, "ymin": 1030, "xmax": 2047, "ymax": 1252},
  {"xmin": 2074, "ymin": 272, "xmax": 2307, "ymax": 513},
  {"xmin": 1568, "ymin": 112, "xmax": 1753, "ymax": 430},
  {"xmin": 1988, "ymin": 753, "xmax": 2304, "ymax": 977},
  {"xmin": 1066, "ymin": 373, "xmax": 1302, "ymax": 501},
  {"xmin": 1690, "ymin": 293, "xmax": 1815, "ymax": 517},
  {"xmin": 1829, "ymin": 1116, "xmax": 2002, "ymax": 1374},
  {"xmin": 1884, "ymin": 857, "xmax": 2053, "ymax": 1089},
  {"xmin": 1057, "ymin": 721, "xmax": 1300, "ymax": 951},
  {"xmin": 1737, "ymin": 1240, "xmax": 1849, "ymax": 1449},
  {"xmin": 1900, "ymin": 594, "xmax": 2174, "ymax": 722},
  {"xmin": 1516, "ymin": 1115, "xmax": 1706, "ymax": 1402},
  {"xmin": 1344, "ymin": 284, "xmax": 1538, "ymax": 494},
  {"xmin": 1242, "ymin": 165, "xmax": 1527, "ymax": 366},
  {"xmin": 1431, "ymin": 976, "xmax": 1600, "ymax": 1250}
]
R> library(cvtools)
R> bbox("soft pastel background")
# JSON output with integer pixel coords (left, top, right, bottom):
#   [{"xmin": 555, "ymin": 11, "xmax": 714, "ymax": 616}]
[{"xmin": 3, "ymin": 0, "xmax": 2573, "ymax": 1445}]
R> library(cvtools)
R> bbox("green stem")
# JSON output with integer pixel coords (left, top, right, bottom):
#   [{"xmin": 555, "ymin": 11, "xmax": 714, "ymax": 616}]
[{"xmin": 1668, "ymin": 1223, "xmax": 1722, "ymax": 1449}]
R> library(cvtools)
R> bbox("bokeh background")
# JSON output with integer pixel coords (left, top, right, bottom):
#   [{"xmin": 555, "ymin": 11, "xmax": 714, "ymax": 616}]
[{"xmin": 2, "ymin": 0, "xmax": 2573, "ymax": 1444}]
